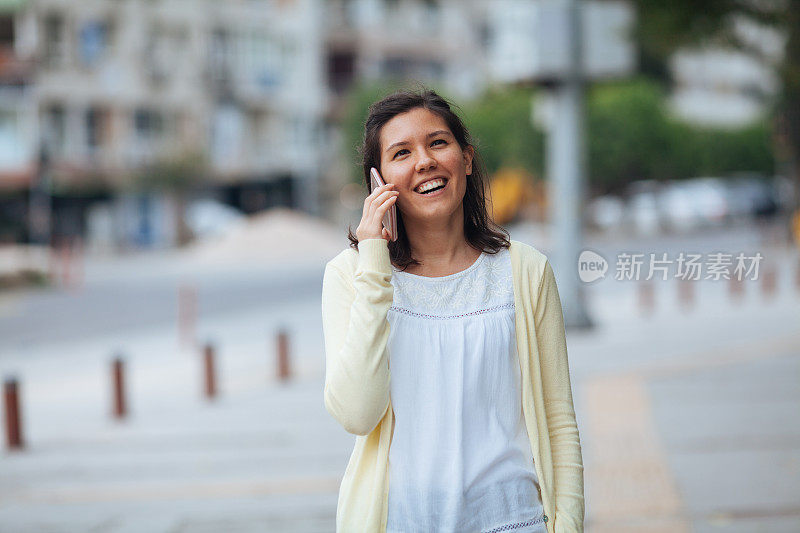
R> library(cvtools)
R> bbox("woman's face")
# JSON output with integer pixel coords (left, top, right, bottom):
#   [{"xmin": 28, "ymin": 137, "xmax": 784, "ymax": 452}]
[{"xmin": 377, "ymin": 107, "xmax": 474, "ymax": 226}]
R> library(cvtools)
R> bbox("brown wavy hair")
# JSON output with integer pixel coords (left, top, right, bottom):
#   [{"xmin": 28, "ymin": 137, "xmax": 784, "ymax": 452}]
[{"xmin": 347, "ymin": 88, "xmax": 510, "ymax": 271}]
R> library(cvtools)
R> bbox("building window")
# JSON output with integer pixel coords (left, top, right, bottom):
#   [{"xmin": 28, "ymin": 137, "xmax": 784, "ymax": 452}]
[
  {"xmin": 42, "ymin": 104, "xmax": 66, "ymax": 156},
  {"xmin": 79, "ymin": 19, "xmax": 113, "ymax": 67},
  {"xmin": 327, "ymin": 49, "xmax": 355, "ymax": 94},
  {"xmin": 86, "ymin": 106, "xmax": 109, "ymax": 154},
  {"xmin": 0, "ymin": 15, "xmax": 14, "ymax": 46},
  {"xmin": 134, "ymin": 108, "xmax": 164, "ymax": 139},
  {"xmin": 43, "ymin": 13, "xmax": 67, "ymax": 67},
  {"xmin": 144, "ymin": 24, "xmax": 188, "ymax": 84},
  {"xmin": 209, "ymin": 28, "xmax": 233, "ymax": 83},
  {"xmin": 421, "ymin": 0, "xmax": 441, "ymax": 30},
  {"xmin": 245, "ymin": 30, "xmax": 282, "ymax": 91},
  {"xmin": 382, "ymin": 57, "xmax": 443, "ymax": 81},
  {"xmin": 0, "ymin": 108, "xmax": 23, "ymax": 167}
]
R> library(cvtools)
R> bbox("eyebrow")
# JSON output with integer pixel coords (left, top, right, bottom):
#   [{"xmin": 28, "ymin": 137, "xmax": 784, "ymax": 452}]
[{"xmin": 385, "ymin": 130, "xmax": 452, "ymax": 153}]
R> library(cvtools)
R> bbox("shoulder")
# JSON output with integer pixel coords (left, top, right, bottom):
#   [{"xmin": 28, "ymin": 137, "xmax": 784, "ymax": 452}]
[
  {"xmin": 325, "ymin": 246, "xmax": 359, "ymax": 276},
  {"xmin": 509, "ymin": 239, "xmax": 549, "ymax": 268}
]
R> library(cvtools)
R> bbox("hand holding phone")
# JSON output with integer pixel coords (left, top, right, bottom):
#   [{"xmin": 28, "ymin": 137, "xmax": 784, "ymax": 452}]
[
  {"xmin": 355, "ymin": 167, "xmax": 398, "ymax": 242},
  {"xmin": 370, "ymin": 168, "xmax": 398, "ymax": 242}
]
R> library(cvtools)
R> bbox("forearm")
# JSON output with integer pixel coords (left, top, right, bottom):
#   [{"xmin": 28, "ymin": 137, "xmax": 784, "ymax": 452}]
[
  {"xmin": 321, "ymin": 239, "xmax": 393, "ymax": 436},
  {"xmin": 547, "ymin": 398, "xmax": 584, "ymax": 532},
  {"xmin": 536, "ymin": 260, "xmax": 585, "ymax": 531}
]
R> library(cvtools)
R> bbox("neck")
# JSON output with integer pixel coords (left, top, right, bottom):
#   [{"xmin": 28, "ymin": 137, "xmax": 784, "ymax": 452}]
[{"xmin": 402, "ymin": 204, "xmax": 472, "ymax": 265}]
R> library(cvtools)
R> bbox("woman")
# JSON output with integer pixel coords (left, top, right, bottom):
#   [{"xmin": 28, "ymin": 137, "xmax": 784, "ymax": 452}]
[{"xmin": 321, "ymin": 89, "xmax": 584, "ymax": 533}]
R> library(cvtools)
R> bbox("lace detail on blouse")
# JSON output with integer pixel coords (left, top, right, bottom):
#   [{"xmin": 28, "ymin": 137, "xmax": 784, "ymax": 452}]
[
  {"xmin": 390, "ymin": 302, "xmax": 514, "ymax": 320},
  {"xmin": 390, "ymin": 248, "xmax": 514, "ymax": 317},
  {"xmin": 483, "ymin": 515, "xmax": 546, "ymax": 533}
]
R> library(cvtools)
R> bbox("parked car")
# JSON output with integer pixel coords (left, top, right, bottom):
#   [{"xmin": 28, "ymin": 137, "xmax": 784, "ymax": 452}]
[
  {"xmin": 723, "ymin": 173, "xmax": 779, "ymax": 220},
  {"xmin": 624, "ymin": 188, "xmax": 662, "ymax": 235},
  {"xmin": 681, "ymin": 177, "xmax": 729, "ymax": 227},
  {"xmin": 660, "ymin": 181, "xmax": 701, "ymax": 232},
  {"xmin": 586, "ymin": 194, "xmax": 625, "ymax": 232}
]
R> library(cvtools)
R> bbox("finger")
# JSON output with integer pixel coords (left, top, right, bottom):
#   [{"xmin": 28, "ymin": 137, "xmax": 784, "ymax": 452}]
[
  {"xmin": 372, "ymin": 185, "xmax": 395, "ymax": 201},
  {"xmin": 368, "ymin": 187, "xmax": 395, "ymax": 202},
  {"xmin": 369, "ymin": 191, "xmax": 399, "ymax": 213},
  {"xmin": 368, "ymin": 185, "xmax": 394, "ymax": 206},
  {"xmin": 377, "ymin": 193, "xmax": 398, "ymax": 211},
  {"xmin": 364, "ymin": 188, "xmax": 394, "ymax": 214},
  {"xmin": 373, "ymin": 198, "xmax": 397, "ymax": 224},
  {"xmin": 365, "ymin": 185, "xmax": 385, "ymax": 204}
]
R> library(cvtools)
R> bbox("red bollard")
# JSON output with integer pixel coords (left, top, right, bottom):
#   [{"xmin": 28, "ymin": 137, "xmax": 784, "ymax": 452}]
[
  {"xmin": 203, "ymin": 343, "xmax": 217, "ymax": 399},
  {"xmin": 47, "ymin": 243, "xmax": 58, "ymax": 286},
  {"xmin": 112, "ymin": 357, "xmax": 126, "ymax": 419},
  {"xmin": 71, "ymin": 235, "xmax": 84, "ymax": 290},
  {"xmin": 59, "ymin": 237, "xmax": 72, "ymax": 289},
  {"xmin": 677, "ymin": 279, "xmax": 694, "ymax": 311},
  {"xmin": 276, "ymin": 329, "xmax": 291, "ymax": 382},
  {"xmin": 761, "ymin": 266, "xmax": 776, "ymax": 300},
  {"xmin": 728, "ymin": 274, "xmax": 744, "ymax": 302},
  {"xmin": 638, "ymin": 281, "xmax": 654, "ymax": 316},
  {"xmin": 4, "ymin": 378, "xmax": 24, "ymax": 450},
  {"xmin": 178, "ymin": 285, "xmax": 197, "ymax": 349}
]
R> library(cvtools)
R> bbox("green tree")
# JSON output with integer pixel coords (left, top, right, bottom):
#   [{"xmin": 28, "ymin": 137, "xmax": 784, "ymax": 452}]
[
  {"xmin": 586, "ymin": 77, "xmax": 773, "ymax": 194},
  {"xmin": 629, "ymin": 0, "xmax": 800, "ymax": 208},
  {"xmin": 135, "ymin": 148, "xmax": 210, "ymax": 246},
  {"xmin": 461, "ymin": 86, "xmax": 545, "ymax": 180},
  {"xmin": 587, "ymin": 77, "xmax": 674, "ymax": 193}
]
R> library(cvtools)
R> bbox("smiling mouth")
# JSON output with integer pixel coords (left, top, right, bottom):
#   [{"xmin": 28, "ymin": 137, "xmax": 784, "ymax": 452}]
[{"xmin": 416, "ymin": 178, "xmax": 448, "ymax": 195}]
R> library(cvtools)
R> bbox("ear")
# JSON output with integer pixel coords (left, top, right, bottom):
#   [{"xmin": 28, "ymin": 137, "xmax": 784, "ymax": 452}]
[{"xmin": 464, "ymin": 145, "xmax": 475, "ymax": 176}]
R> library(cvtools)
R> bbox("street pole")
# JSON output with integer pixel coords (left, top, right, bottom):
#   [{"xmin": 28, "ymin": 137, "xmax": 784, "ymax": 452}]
[
  {"xmin": 549, "ymin": 0, "xmax": 593, "ymax": 329},
  {"xmin": 29, "ymin": 141, "xmax": 53, "ymax": 246}
]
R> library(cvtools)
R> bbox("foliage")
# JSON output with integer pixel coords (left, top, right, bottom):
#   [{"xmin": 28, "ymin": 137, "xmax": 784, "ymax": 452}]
[
  {"xmin": 628, "ymin": 0, "xmax": 797, "ymax": 208},
  {"xmin": 586, "ymin": 77, "xmax": 774, "ymax": 194},
  {"xmin": 135, "ymin": 148, "xmax": 210, "ymax": 192},
  {"xmin": 587, "ymin": 77, "xmax": 674, "ymax": 193},
  {"xmin": 460, "ymin": 86, "xmax": 545, "ymax": 180}
]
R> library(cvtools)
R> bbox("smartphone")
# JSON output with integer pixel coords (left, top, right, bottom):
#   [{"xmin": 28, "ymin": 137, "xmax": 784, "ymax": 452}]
[{"xmin": 370, "ymin": 167, "xmax": 398, "ymax": 242}]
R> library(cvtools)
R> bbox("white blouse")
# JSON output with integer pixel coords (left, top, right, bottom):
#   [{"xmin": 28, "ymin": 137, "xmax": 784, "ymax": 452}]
[{"xmin": 385, "ymin": 247, "xmax": 547, "ymax": 533}]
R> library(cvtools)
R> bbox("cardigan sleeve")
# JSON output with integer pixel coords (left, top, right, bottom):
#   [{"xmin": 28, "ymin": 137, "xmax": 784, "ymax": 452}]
[
  {"xmin": 534, "ymin": 259, "xmax": 585, "ymax": 532},
  {"xmin": 321, "ymin": 238, "xmax": 393, "ymax": 436}
]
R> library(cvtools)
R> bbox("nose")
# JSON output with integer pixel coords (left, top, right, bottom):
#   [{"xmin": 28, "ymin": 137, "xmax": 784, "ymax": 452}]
[{"xmin": 414, "ymin": 151, "xmax": 437, "ymax": 173}]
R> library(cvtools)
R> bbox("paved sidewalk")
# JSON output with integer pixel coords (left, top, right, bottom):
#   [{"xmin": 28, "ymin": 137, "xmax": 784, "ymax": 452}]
[
  {"xmin": 574, "ymin": 243, "xmax": 800, "ymax": 533},
  {"xmin": 1, "ymin": 232, "xmax": 798, "ymax": 532},
  {"xmin": 0, "ymin": 297, "xmax": 348, "ymax": 532}
]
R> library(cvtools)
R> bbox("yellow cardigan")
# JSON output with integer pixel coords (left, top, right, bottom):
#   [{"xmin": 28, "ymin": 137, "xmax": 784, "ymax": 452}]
[{"xmin": 321, "ymin": 238, "xmax": 584, "ymax": 533}]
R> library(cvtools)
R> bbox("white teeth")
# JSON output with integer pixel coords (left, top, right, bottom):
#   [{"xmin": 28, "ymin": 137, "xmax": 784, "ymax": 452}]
[{"xmin": 416, "ymin": 178, "xmax": 446, "ymax": 193}]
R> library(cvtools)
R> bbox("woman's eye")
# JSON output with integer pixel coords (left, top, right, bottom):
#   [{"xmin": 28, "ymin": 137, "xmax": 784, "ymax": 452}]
[{"xmin": 392, "ymin": 140, "xmax": 444, "ymax": 159}]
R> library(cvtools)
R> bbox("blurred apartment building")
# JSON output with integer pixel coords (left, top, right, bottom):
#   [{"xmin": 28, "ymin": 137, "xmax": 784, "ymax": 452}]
[
  {"xmin": 323, "ymin": 0, "xmax": 486, "ymax": 105},
  {"xmin": 1, "ymin": 0, "xmax": 493, "ymax": 248},
  {"xmin": 476, "ymin": 0, "xmax": 782, "ymax": 129},
  {"xmin": 0, "ymin": 0, "xmax": 325, "ymax": 248},
  {"xmin": 1, "ymin": 0, "xmax": 782, "ymax": 248},
  {"xmin": 668, "ymin": 15, "xmax": 785, "ymax": 127}
]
